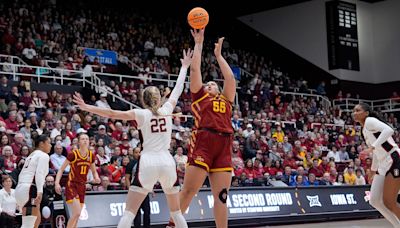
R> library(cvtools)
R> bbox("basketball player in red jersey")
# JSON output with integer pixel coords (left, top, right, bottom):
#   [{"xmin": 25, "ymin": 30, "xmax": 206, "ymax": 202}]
[
  {"xmin": 169, "ymin": 28, "xmax": 236, "ymax": 228},
  {"xmin": 55, "ymin": 134, "xmax": 100, "ymax": 228}
]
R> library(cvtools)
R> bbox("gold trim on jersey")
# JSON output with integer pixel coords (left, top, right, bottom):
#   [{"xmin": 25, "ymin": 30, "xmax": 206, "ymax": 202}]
[
  {"xmin": 194, "ymin": 160, "xmax": 210, "ymax": 172},
  {"xmin": 191, "ymin": 93, "xmax": 209, "ymax": 128},
  {"xmin": 70, "ymin": 150, "xmax": 78, "ymax": 164},
  {"xmin": 76, "ymin": 149, "xmax": 89, "ymax": 161},
  {"xmin": 210, "ymin": 167, "xmax": 234, "ymax": 172},
  {"xmin": 220, "ymin": 94, "xmax": 234, "ymax": 105}
]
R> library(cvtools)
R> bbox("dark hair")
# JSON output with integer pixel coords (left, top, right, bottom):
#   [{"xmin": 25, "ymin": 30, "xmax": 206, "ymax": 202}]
[
  {"xmin": 110, "ymin": 155, "xmax": 119, "ymax": 164},
  {"xmin": 358, "ymin": 103, "xmax": 393, "ymax": 141},
  {"xmin": 358, "ymin": 103, "xmax": 390, "ymax": 126},
  {"xmin": 33, "ymin": 134, "xmax": 49, "ymax": 148}
]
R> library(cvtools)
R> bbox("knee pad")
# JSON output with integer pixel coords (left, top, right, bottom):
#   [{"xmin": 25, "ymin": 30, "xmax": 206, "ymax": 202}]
[
  {"xmin": 218, "ymin": 188, "xmax": 228, "ymax": 204},
  {"xmin": 21, "ymin": 215, "xmax": 37, "ymax": 228}
]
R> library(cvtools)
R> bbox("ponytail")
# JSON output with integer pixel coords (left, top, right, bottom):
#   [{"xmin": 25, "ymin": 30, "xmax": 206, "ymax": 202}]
[
  {"xmin": 33, "ymin": 134, "xmax": 50, "ymax": 149},
  {"xmin": 141, "ymin": 86, "xmax": 161, "ymax": 116},
  {"xmin": 358, "ymin": 103, "xmax": 392, "ymax": 128}
]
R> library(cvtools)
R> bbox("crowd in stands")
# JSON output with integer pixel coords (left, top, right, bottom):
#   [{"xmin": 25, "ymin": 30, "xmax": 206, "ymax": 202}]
[{"xmin": 0, "ymin": 0, "xmax": 400, "ymax": 193}]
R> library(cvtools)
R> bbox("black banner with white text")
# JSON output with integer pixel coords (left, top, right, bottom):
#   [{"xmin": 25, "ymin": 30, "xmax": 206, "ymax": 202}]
[{"xmin": 65, "ymin": 186, "xmax": 377, "ymax": 227}]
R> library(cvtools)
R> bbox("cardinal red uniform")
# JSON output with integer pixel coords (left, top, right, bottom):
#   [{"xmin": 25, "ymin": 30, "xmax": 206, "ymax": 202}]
[
  {"xmin": 65, "ymin": 149, "xmax": 94, "ymax": 204},
  {"xmin": 188, "ymin": 88, "xmax": 234, "ymax": 172}
]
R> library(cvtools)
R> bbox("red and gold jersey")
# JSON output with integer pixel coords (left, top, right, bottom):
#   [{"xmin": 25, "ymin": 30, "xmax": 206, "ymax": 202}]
[
  {"xmin": 191, "ymin": 88, "xmax": 233, "ymax": 133},
  {"xmin": 67, "ymin": 149, "xmax": 94, "ymax": 183}
]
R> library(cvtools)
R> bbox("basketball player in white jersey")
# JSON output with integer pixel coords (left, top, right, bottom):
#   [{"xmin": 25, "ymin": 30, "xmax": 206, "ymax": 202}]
[
  {"xmin": 73, "ymin": 49, "xmax": 193, "ymax": 228},
  {"xmin": 353, "ymin": 103, "xmax": 400, "ymax": 227},
  {"xmin": 15, "ymin": 134, "xmax": 52, "ymax": 228}
]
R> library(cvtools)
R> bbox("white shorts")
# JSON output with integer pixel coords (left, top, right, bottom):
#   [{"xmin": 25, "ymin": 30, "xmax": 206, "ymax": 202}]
[
  {"xmin": 130, "ymin": 152, "xmax": 179, "ymax": 195},
  {"xmin": 15, "ymin": 183, "xmax": 37, "ymax": 208}
]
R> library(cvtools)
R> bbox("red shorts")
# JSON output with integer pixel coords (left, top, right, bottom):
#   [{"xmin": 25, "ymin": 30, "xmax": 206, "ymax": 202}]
[
  {"xmin": 188, "ymin": 129, "xmax": 233, "ymax": 173},
  {"xmin": 65, "ymin": 181, "xmax": 86, "ymax": 204}
]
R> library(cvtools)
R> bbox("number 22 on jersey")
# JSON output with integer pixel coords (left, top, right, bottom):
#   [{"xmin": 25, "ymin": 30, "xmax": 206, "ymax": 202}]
[{"xmin": 151, "ymin": 118, "xmax": 167, "ymax": 133}]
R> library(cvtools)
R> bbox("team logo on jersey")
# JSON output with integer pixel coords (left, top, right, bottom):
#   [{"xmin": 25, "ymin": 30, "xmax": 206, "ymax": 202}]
[
  {"xmin": 55, "ymin": 215, "xmax": 66, "ymax": 228},
  {"xmin": 195, "ymin": 156, "xmax": 204, "ymax": 162},
  {"xmin": 364, "ymin": 191, "xmax": 371, "ymax": 202},
  {"xmin": 306, "ymin": 195, "xmax": 322, "ymax": 207},
  {"xmin": 394, "ymin": 169, "xmax": 399, "ymax": 177},
  {"xmin": 79, "ymin": 204, "xmax": 89, "ymax": 220}
]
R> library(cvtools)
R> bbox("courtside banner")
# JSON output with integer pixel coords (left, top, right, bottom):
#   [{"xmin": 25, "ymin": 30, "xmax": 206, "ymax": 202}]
[
  {"xmin": 69, "ymin": 186, "xmax": 375, "ymax": 227},
  {"xmin": 83, "ymin": 48, "xmax": 117, "ymax": 65}
]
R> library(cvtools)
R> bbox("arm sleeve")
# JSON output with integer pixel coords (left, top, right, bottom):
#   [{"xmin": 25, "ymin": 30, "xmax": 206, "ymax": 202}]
[
  {"xmin": 35, "ymin": 154, "xmax": 50, "ymax": 193},
  {"xmin": 132, "ymin": 109, "xmax": 148, "ymax": 128},
  {"xmin": 161, "ymin": 102, "xmax": 174, "ymax": 115},
  {"xmin": 365, "ymin": 117, "xmax": 394, "ymax": 148},
  {"xmin": 168, "ymin": 66, "xmax": 188, "ymax": 104}
]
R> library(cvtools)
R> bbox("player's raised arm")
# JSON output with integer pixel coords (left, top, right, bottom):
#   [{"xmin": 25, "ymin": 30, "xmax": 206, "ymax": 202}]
[
  {"xmin": 214, "ymin": 37, "xmax": 236, "ymax": 103},
  {"xmin": 190, "ymin": 29, "xmax": 205, "ymax": 93},
  {"xmin": 73, "ymin": 92, "xmax": 136, "ymax": 121},
  {"xmin": 168, "ymin": 48, "xmax": 194, "ymax": 107}
]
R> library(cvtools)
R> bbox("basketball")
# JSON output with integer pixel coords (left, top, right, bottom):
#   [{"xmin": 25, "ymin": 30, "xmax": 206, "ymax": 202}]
[{"xmin": 187, "ymin": 7, "xmax": 209, "ymax": 29}]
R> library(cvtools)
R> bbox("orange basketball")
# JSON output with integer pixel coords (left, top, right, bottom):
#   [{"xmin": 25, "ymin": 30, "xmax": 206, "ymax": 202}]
[{"xmin": 187, "ymin": 7, "xmax": 209, "ymax": 29}]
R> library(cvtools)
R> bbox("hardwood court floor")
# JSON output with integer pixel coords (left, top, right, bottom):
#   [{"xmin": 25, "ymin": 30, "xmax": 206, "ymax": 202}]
[{"xmin": 259, "ymin": 218, "xmax": 390, "ymax": 227}]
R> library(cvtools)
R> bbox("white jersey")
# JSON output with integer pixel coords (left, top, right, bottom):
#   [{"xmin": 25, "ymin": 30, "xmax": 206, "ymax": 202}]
[
  {"xmin": 17, "ymin": 150, "xmax": 49, "ymax": 193},
  {"xmin": 363, "ymin": 117, "xmax": 398, "ymax": 173},
  {"xmin": 133, "ymin": 101, "xmax": 174, "ymax": 154}
]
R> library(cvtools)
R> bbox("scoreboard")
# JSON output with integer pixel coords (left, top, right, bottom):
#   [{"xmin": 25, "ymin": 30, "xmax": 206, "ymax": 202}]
[{"xmin": 326, "ymin": 0, "xmax": 360, "ymax": 71}]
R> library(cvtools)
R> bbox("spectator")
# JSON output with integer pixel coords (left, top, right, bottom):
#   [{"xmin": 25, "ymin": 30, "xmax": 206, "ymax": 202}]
[
  {"xmin": 320, "ymin": 172, "xmax": 332, "ymax": 185},
  {"xmin": 0, "ymin": 176, "xmax": 17, "ymax": 228},
  {"xmin": 41, "ymin": 175, "xmax": 62, "ymax": 228},
  {"xmin": 96, "ymin": 176, "xmax": 111, "ymax": 191},
  {"xmin": 128, "ymin": 129, "xmax": 140, "ymax": 149},
  {"xmin": 231, "ymin": 176, "xmax": 240, "ymax": 187},
  {"xmin": 243, "ymin": 124, "xmax": 254, "ymax": 138},
  {"xmin": 355, "ymin": 169, "xmax": 366, "ymax": 185},
  {"xmin": 282, "ymin": 136, "xmax": 293, "ymax": 154},
  {"xmin": 309, "ymin": 159, "xmax": 324, "ymax": 178},
  {"xmin": 326, "ymin": 145, "xmax": 341, "ymax": 162},
  {"xmin": 344, "ymin": 167, "xmax": 356, "ymax": 185},
  {"xmin": 5, "ymin": 111, "xmax": 18, "ymax": 133},
  {"xmin": 290, "ymin": 175, "xmax": 309, "ymax": 187},
  {"xmin": 338, "ymin": 146, "xmax": 351, "ymax": 163},
  {"xmin": 36, "ymin": 119, "xmax": 49, "ymax": 136},
  {"xmin": 244, "ymin": 134, "xmax": 258, "ymax": 159},
  {"xmin": 50, "ymin": 120, "xmax": 63, "ymax": 141},
  {"xmin": 19, "ymin": 119, "xmax": 33, "ymax": 148},
  {"xmin": 231, "ymin": 114, "xmax": 242, "ymax": 131},
  {"xmin": 95, "ymin": 125, "xmax": 112, "ymax": 146},
  {"xmin": 2, "ymin": 146, "xmax": 17, "ymax": 173},
  {"xmin": 174, "ymin": 146, "xmax": 187, "ymax": 165},
  {"xmin": 316, "ymin": 81, "xmax": 326, "ymax": 96},
  {"xmin": 272, "ymin": 125, "xmax": 285, "ymax": 143},
  {"xmin": 308, "ymin": 173, "xmax": 319, "ymax": 186},
  {"xmin": 333, "ymin": 174, "xmax": 345, "ymax": 186},
  {"xmin": 95, "ymin": 147, "xmax": 110, "ymax": 167},
  {"xmin": 108, "ymin": 156, "xmax": 123, "ymax": 183},
  {"xmin": 31, "ymin": 90, "xmax": 44, "ymax": 109},
  {"xmin": 50, "ymin": 142, "xmax": 69, "ymax": 173},
  {"xmin": 281, "ymin": 166, "xmax": 293, "ymax": 185}
]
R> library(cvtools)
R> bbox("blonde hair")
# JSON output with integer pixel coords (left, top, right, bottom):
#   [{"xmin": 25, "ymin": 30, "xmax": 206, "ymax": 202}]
[{"xmin": 141, "ymin": 86, "xmax": 161, "ymax": 115}]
